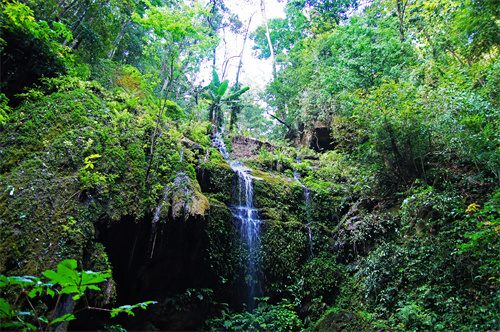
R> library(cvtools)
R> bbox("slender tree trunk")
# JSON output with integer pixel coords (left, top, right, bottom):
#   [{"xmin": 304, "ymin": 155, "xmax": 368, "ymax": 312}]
[
  {"xmin": 54, "ymin": 0, "xmax": 79, "ymax": 20},
  {"xmin": 268, "ymin": 112, "xmax": 291, "ymax": 131},
  {"xmin": 260, "ymin": 0, "xmax": 276, "ymax": 78},
  {"xmin": 221, "ymin": 55, "xmax": 240, "ymax": 80},
  {"xmin": 396, "ymin": 0, "xmax": 407, "ymax": 43},
  {"xmin": 63, "ymin": 0, "xmax": 96, "ymax": 48},
  {"xmin": 235, "ymin": 13, "xmax": 255, "ymax": 87},
  {"xmin": 107, "ymin": 18, "xmax": 131, "ymax": 60},
  {"xmin": 231, "ymin": 13, "xmax": 254, "ymax": 132},
  {"xmin": 159, "ymin": 75, "xmax": 170, "ymax": 97},
  {"xmin": 145, "ymin": 57, "xmax": 176, "ymax": 183}
]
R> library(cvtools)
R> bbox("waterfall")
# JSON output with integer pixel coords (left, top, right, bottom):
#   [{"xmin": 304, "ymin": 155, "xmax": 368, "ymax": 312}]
[
  {"xmin": 293, "ymin": 155, "xmax": 302, "ymax": 181},
  {"xmin": 231, "ymin": 161, "xmax": 262, "ymax": 311},
  {"xmin": 295, "ymin": 155, "xmax": 314, "ymax": 257},
  {"xmin": 212, "ymin": 133, "xmax": 262, "ymax": 311},
  {"xmin": 179, "ymin": 148, "xmax": 184, "ymax": 163},
  {"xmin": 211, "ymin": 133, "xmax": 230, "ymax": 160}
]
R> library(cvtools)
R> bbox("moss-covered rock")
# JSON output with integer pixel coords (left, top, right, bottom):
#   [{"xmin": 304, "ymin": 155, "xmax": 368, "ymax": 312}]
[
  {"xmin": 196, "ymin": 154, "xmax": 234, "ymax": 205},
  {"xmin": 0, "ymin": 78, "xmax": 225, "ymax": 328},
  {"xmin": 252, "ymin": 174, "xmax": 302, "ymax": 223},
  {"xmin": 204, "ymin": 199, "xmax": 237, "ymax": 289}
]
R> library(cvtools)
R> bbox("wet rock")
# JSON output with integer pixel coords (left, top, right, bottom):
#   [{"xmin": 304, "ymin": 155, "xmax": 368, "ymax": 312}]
[
  {"xmin": 181, "ymin": 137, "xmax": 202, "ymax": 152},
  {"xmin": 230, "ymin": 135, "xmax": 275, "ymax": 160},
  {"xmin": 297, "ymin": 122, "xmax": 336, "ymax": 152},
  {"xmin": 171, "ymin": 172, "xmax": 209, "ymax": 220}
]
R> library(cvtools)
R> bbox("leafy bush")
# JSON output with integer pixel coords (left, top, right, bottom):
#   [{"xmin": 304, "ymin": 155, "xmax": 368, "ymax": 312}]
[
  {"xmin": 458, "ymin": 189, "xmax": 500, "ymax": 281},
  {"xmin": 0, "ymin": 259, "xmax": 156, "ymax": 331},
  {"xmin": 400, "ymin": 185, "xmax": 463, "ymax": 232},
  {"xmin": 206, "ymin": 298, "xmax": 303, "ymax": 332}
]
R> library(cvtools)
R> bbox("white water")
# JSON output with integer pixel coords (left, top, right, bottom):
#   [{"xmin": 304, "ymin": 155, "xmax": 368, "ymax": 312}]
[
  {"xmin": 295, "ymin": 155, "xmax": 314, "ymax": 257},
  {"xmin": 212, "ymin": 133, "xmax": 262, "ymax": 311},
  {"xmin": 179, "ymin": 148, "xmax": 184, "ymax": 163}
]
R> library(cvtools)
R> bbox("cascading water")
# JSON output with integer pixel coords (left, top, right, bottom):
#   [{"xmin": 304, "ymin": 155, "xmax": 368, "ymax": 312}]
[
  {"xmin": 231, "ymin": 161, "xmax": 262, "ymax": 310},
  {"xmin": 212, "ymin": 133, "xmax": 262, "ymax": 311},
  {"xmin": 295, "ymin": 155, "xmax": 314, "ymax": 258},
  {"xmin": 179, "ymin": 148, "xmax": 184, "ymax": 163}
]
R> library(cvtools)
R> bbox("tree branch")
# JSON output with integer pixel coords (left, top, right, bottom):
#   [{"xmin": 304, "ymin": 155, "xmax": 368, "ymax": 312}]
[{"xmin": 267, "ymin": 112, "xmax": 291, "ymax": 131}]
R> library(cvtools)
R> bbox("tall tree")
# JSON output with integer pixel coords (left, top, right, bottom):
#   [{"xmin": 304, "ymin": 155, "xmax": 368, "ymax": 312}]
[
  {"xmin": 235, "ymin": 13, "xmax": 256, "ymax": 87},
  {"xmin": 133, "ymin": 0, "xmax": 216, "ymax": 181},
  {"xmin": 260, "ymin": 0, "xmax": 277, "ymax": 77},
  {"xmin": 133, "ymin": 0, "xmax": 216, "ymax": 99}
]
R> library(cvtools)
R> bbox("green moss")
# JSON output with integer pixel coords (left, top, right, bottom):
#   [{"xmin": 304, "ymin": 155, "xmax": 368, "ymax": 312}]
[
  {"xmin": 253, "ymin": 175, "xmax": 301, "ymax": 223},
  {"xmin": 196, "ymin": 161, "xmax": 234, "ymax": 205},
  {"xmin": 205, "ymin": 200, "xmax": 237, "ymax": 286},
  {"xmin": 0, "ymin": 75, "xmax": 216, "ymax": 284},
  {"xmin": 260, "ymin": 220, "xmax": 307, "ymax": 296}
]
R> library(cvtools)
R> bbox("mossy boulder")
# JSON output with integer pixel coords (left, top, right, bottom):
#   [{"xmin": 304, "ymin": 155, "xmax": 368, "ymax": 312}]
[
  {"xmin": 171, "ymin": 172, "xmax": 210, "ymax": 220},
  {"xmin": 252, "ymin": 173, "xmax": 303, "ymax": 223},
  {"xmin": 0, "ymin": 78, "xmax": 228, "ymax": 330},
  {"xmin": 196, "ymin": 153, "xmax": 234, "ymax": 205}
]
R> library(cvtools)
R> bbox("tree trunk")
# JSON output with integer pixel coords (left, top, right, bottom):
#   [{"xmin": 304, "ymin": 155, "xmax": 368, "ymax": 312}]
[
  {"xmin": 235, "ymin": 13, "xmax": 255, "ymax": 87},
  {"xmin": 63, "ymin": 0, "xmax": 96, "ymax": 48},
  {"xmin": 145, "ymin": 57, "xmax": 176, "ymax": 183},
  {"xmin": 53, "ymin": 0, "xmax": 78, "ymax": 20},
  {"xmin": 396, "ymin": 0, "xmax": 407, "ymax": 43},
  {"xmin": 107, "ymin": 18, "xmax": 131, "ymax": 60},
  {"xmin": 260, "ymin": 0, "xmax": 276, "ymax": 78}
]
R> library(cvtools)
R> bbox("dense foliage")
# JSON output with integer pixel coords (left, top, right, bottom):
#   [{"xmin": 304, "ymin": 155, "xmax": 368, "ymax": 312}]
[{"xmin": 1, "ymin": 0, "xmax": 499, "ymax": 330}]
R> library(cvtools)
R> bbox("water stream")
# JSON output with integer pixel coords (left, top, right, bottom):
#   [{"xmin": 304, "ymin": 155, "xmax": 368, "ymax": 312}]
[
  {"xmin": 179, "ymin": 148, "xmax": 184, "ymax": 163},
  {"xmin": 212, "ymin": 133, "xmax": 262, "ymax": 311},
  {"xmin": 295, "ymin": 155, "xmax": 314, "ymax": 258}
]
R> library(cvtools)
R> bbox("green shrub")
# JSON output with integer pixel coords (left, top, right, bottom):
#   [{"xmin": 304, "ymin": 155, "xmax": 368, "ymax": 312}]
[
  {"xmin": 0, "ymin": 259, "xmax": 156, "ymax": 331},
  {"xmin": 206, "ymin": 299, "xmax": 303, "ymax": 332}
]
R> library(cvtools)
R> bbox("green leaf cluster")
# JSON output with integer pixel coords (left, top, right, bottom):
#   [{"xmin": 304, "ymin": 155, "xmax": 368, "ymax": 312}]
[
  {"xmin": 202, "ymin": 69, "xmax": 250, "ymax": 131},
  {"xmin": 1, "ymin": 259, "xmax": 156, "ymax": 331},
  {"xmin": 206, "ymin": 298, "xmax": 303, "ymax": 332}
]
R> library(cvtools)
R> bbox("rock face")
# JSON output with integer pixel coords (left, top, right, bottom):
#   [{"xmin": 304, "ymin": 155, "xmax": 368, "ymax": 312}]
[
  {"xmin": 297, "ymin": 122, "xmax": 336, "ymax": 152},
  {"xmin": 171, "ymin": 172, "xmax": 210, "ymax": 220},
  {"xmin": 230, "ymin": 135, "xmax": 275, "ymax": 160}
]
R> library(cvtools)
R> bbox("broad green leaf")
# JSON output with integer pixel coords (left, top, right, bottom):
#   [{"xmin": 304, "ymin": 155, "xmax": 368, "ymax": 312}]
[
  {"xmin": 43, "ymin": 259, "xmax": 80, "ymax": 287},
  {"xmin": 25, "ymin": 322, "xmax": 37, "ymax": 330},
  {"xmin": 49, "ymin": 313, "xmax": 75, "ymax": 325},
  {"xmin": 57, "ymin": 260, "xmax": 79, "ymax": 283},
  {"xmin": 212, "ymin": 69, "xmax": 220, "ymax": 88},
  {"xmin": 43, "ymin": 270, "xmax": 75, "ymax": 287},
  {"xmin": 0, "ymin": 298, "xmax": 13, "ymax": 318},
  {"xmin": 226, "ymin": 87, "xmax": 250, "ymax": 101},
  {"xmin": 87, "ymin": 285, "xmax": 101, "ymax": 291},
  {"xmin": 201, "ymin": 92, "xmax": 213, "ymax": 101},
  {"xmin": 0, "ymin": 275, "xmax": 8, "ymax": 287},
  {"xmin": 58, "ymin": 285, "xmax": 80, "ymax": 295},
  {"xmin": 210, "ymin": 82, "xmax": 217, "ymax": 92},
  {"xmin": 28, "ymin": 287, "xmax": 42, "ymax": 298},
  {"xmin": 81, "ymin": 270, "xmax": 108, "ymax": 286},
  {"xmin": 217, "ymin": 80, "xmax": 229, "ymax": 97},
  {"xmin": 46, "ymin": 288, "xmax": 55, "ymax": 297},
  {"xmin": 3, "ymin": 276, "xmax": 40, "ymax": 287}
]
